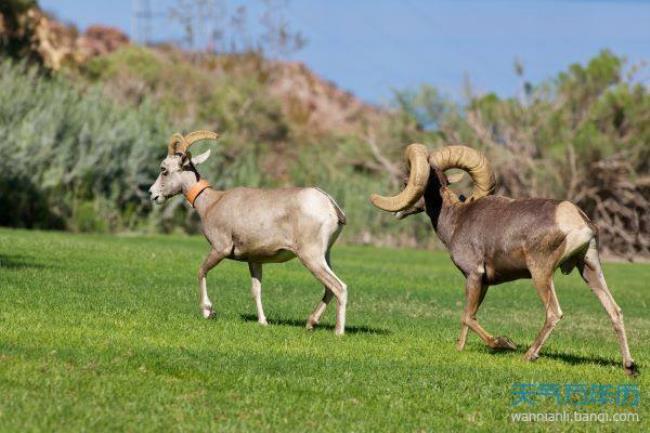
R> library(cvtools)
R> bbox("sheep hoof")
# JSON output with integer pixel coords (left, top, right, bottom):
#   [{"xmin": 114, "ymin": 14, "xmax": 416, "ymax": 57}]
[
  {"xmin": 305, "ymin": 318, "xmax": 317, "ymax": 330},
  {"xmin": 201, "ymin": 306, "xmax": 215, "ymax": 319},
  {"xmin": 523, "ymin": 350, "xmax": 540, "ymax": 362},
  {"xmin": 624, "ymin": 362, "xmax": 639, "ymax": 377},
  {"xmin": 492, "ymin": 336, "xmax": 517, "ymax": 351},
  {"xmin": 335, "ymin": 328, "xmax": 345, "ymax": 336},
  {"xmin": 258, "ymin": 318, "xmax": 268, "ymax": 326}
]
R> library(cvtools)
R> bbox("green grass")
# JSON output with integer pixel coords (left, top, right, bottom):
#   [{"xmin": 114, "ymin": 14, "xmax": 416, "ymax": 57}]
[{"xmin": 0, "ymin": 228, "xmax": 647, "ymax": 432}]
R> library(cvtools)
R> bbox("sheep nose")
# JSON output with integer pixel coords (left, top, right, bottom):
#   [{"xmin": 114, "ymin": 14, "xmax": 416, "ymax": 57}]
[{"xmin": 148, "ymin": 186, "xmax": 158, "ymax": 201}]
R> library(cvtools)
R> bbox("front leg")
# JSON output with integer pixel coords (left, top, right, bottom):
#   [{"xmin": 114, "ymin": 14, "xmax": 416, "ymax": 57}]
[
  {"xmin": 459, "ymin": 272, "xmax": 516, "ymax": 351},
  {"xmin": 198, "ymin": 249, "xmax": 224, "ymax": 318},
  {"xmin": 248, "ymin": 262, "xmax": 267, "ymax": 325},
  {"xmin": 457, "ymin": 280, "xmax": 489, "ymax": 350},
  {"xmin": 524, "ymin": 272, "xmax": 563, "ymax": 362}
]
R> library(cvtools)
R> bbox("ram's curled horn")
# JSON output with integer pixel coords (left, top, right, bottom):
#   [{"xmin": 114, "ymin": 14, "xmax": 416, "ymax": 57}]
[
  {"xmin": 167, "ymin": 130, "xmax": 219, "ymax": 155},
  {"xmin": 369, "ymin": 143, "xmax": 430, "ymax": 212},
  {"xmin": 429, "ymin": 145, "xmax": 495, "ymax": 202}
]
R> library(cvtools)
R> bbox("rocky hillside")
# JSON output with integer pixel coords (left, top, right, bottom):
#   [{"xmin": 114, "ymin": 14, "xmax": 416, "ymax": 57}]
[
  {"xmin": 265, "ymin": 60, "xmax": 383, "ymax": 135},
  {"xmin": 0, "ymin": 5, "xmax": 128, "ymax": 68},
  {"xmin": 1, "ymin": 3, "xmax": 383, "ymax": 137}
]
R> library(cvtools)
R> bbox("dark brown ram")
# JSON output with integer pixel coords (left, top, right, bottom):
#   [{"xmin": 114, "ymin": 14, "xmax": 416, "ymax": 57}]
[{"xmin": 370, "ymin": 144, "xmax": 637, "ymax": 376}]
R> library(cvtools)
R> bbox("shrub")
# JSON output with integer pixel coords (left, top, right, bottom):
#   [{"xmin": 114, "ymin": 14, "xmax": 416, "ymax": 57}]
[{"xmin": 0, "ymin": 59, "xmax": 170, "ymax": 232}]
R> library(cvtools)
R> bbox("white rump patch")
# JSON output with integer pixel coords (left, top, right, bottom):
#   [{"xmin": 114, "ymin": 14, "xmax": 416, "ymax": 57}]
[{"xmin": 555, "ymin": 201, "xmax": 593, "ymax": 262}]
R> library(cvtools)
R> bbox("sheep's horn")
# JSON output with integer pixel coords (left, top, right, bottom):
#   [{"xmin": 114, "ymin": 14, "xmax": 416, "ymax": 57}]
[
  {"xmin": 167, "ymin": 130, "xmax": 219, "ymax": 155},
  {"xmin": 369, "ymin": 143, "xmax": 430, "ymax": 212},
  {"xmin": 185, "ymin": 130, "xmax": 219, "ymax": 146},
  {"xmin": 429, "ymin": 145, "xmax": 495, "ymax": 202},
  {"xmin": 167, "ymin": 132, "xmax": 188, "ymax": 156}
]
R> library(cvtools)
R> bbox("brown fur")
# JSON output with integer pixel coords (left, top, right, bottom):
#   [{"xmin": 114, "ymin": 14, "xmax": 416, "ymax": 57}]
[{"xmin": 394, "ymin": 163, "xmax": 637, "ymax": 375}]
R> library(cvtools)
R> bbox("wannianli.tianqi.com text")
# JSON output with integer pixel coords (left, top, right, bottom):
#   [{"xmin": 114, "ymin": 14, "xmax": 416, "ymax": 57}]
[
  {"xmin": 509, "ymin": 383, "xmax": 640, "ymax": 423},
  {"xmin": 510, "ymin": 411, "xmax": 639, "ymax": 423}
]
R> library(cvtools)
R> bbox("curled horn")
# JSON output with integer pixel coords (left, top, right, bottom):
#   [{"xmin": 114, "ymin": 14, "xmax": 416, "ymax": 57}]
[
  {"xmin": 429, "ymin": 145, "xmax": 495, "ymax": 202},
  {"xmin": 369, "ymin": 143, "xmax": 430, "ymax": 212},
  {"xmin": 167, "ymin": 130, "xmax": 219, "ymax": 156},
  {"xmin": 167, "ymin": 133, "xmax": 187, "ymax": 156}
]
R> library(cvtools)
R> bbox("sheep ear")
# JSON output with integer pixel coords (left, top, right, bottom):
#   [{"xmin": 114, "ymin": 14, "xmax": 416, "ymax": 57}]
[
  {"xmin": 447, "ymin": 172, "xmax": 466, "ymax": 184},
  {"xmin": 191, "ymin": 149, "xmax": 211, "ymax": 165}
]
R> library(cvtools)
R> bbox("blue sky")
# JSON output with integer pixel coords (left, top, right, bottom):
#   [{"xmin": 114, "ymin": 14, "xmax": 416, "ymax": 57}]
[{"xmin": 40, "ymin": 0, "xmax": 650, "ymax": 104}]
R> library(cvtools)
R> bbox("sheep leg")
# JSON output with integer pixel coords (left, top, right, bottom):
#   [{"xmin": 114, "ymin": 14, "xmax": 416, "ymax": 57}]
[
  {"xmin": 198, "ymin": 249, "xmax": 224, "ymax": 319},
  {"xmin": 524, "ymin": 273, "xmax": 563, "ymax": 361},
  {"xmin": 300, "ymin": 252, "xmax": 347, "ymax": 336},
  {"xmin": 578, "ymin": 243, "xmax": 637, "ymax": 376},
  {"xmin": 306, "ymin": 251, "xmax": 335, "ymax": 330},
  {"xmin": 457, "ymin": 325, "xmax": 469, "ymax": 351},
  {"xmin": 307, "ymin": 289, "xmax": 334, "ymax": 330},
  {"xmin": 248, "ymin": 262, "xmax": 267, "ymax": 326},
  {"xmin": 460, "ymin": 273, "xmax": 516, "ymax": 351},
  {"xmin": 457, "ymin": 282, "xmax": 490, "ymax": 350}
]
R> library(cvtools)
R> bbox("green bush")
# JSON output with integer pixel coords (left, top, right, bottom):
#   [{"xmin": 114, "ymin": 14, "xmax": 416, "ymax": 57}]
[{"xmin": 0, "ymin": 60, "xmax": 170, "ymax": 232}]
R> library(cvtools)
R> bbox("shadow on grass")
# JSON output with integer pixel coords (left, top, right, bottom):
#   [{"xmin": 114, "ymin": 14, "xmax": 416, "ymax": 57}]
[
  {"xmin": 239, "ymin": 314, "xmax": 391, "ymax": 335},
  {"xmin": 477, "ymin": 342, "xmax": 622, "ymax": 368},
  {"xmin": 542, "ymin": 351, "xmax": 621, "ymax": 368},
  {"xmin": 0, "ymin": 254, "xmax": 48, "ymax": 270}
]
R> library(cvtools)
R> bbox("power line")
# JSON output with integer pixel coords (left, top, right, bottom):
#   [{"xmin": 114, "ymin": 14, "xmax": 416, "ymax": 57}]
[
  {"xmin": 133, "ymin": 0, "xmax": 152, "ymax": 44},
  {"xmin": 132, "ymin": 0, "xmax": 167, "ymax": 45}
]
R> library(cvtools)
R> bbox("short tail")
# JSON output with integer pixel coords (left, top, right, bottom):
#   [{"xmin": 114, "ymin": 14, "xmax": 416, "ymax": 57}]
[{"xmin": 314, "ymin": 187, "xmax": 346, "ymax": 225}]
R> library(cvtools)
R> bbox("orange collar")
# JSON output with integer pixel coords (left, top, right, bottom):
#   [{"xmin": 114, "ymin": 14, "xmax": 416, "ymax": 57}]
[{"xmin": 185, "ymin": 179, "xmax": 211, "ymax": 207}]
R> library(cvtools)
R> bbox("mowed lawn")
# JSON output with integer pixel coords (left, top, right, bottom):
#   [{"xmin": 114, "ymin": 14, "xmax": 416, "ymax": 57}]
[{"xmin": 0, "ymin": 228, "xmax": 647, "ymax": 432}]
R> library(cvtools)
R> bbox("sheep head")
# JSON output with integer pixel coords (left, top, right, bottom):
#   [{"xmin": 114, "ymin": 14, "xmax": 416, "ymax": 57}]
[{"xmin": 149, "ymin": 130, "xmax": 219, "ymax": 204}]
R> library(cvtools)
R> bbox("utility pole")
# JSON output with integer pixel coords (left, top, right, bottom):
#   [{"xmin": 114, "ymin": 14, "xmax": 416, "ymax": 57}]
[{"xmin": 132, "ymin": 0, "xmax": 153, "ymax": 45}]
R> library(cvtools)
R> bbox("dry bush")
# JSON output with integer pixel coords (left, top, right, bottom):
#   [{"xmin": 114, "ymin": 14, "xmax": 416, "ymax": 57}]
[{"xmin": 381, "ymin": 51, "xmax": 649, "ymax": 260}]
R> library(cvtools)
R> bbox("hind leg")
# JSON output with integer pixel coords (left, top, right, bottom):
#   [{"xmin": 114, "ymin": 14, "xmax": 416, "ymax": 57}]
[
  {"xmin": 306, "ymin": 288, "xmax": 334, "ymax": 330},
  {"xmin": 299, "ymin": 249, "xmax": 347, "ymax": 335},
  {"xmin": 306, "ymin": 251, "xmax": 336, "ymax": 330},
  {"xmin": 578, "ymin": 240, "xmax": 637, "ymax": 376}
]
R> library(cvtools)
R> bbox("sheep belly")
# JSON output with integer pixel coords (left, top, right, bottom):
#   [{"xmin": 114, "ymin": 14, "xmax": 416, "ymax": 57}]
[{"xmin": 229, "ymin": 248, "xmax": 297, "ymax": 264}]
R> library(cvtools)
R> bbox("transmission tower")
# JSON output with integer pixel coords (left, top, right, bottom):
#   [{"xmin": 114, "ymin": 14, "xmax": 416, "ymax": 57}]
[{"xmin": 132, "ymin": 0, "xmax": 153, "ymax": 45}]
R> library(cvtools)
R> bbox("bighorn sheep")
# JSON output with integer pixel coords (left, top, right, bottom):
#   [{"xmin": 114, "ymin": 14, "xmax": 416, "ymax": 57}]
[
  {"xmin": 149, "ymin": 131, "xmax": 348, "ymax": 334},
  {"xmin": 370, "ymin": 144, "xmax": 637, "ymax": 375}
]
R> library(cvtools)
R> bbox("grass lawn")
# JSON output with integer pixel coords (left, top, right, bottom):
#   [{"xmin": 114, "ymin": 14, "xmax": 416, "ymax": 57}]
[{"xmin": 0, "ymin": 227, "xmax": 647, "ymax": 432}]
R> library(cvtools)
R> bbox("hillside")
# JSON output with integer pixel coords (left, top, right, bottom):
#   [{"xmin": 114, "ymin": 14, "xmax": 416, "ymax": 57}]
[
  {"xmin": 0, "ymin": 4, "xmax": 383, "ymax": 137},
  {"xmin": 1, "ymin": 2, "xmax": 648, "ymax": 259}
]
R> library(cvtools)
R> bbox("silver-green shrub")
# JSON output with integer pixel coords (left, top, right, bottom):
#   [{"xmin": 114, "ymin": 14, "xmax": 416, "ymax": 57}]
[{"xmin": 0, "ymin": 60, "xmax": 170, "ymax": 231}]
